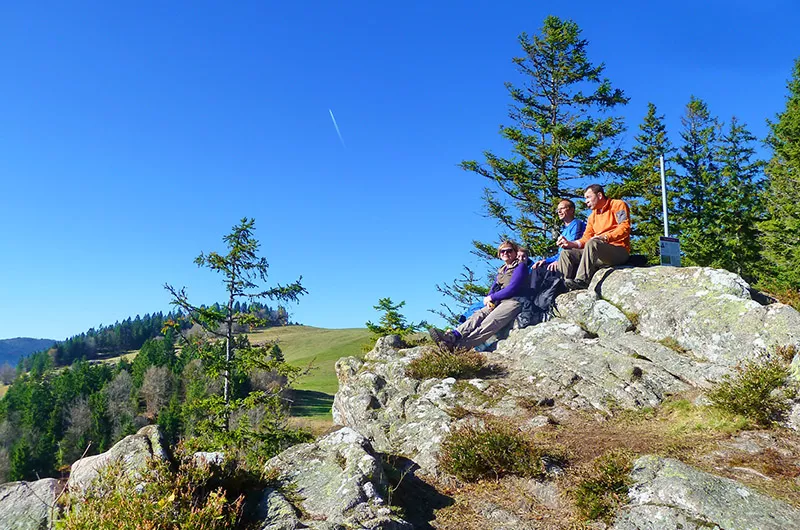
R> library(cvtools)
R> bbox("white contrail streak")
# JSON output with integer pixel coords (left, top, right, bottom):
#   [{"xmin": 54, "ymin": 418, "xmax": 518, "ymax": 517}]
[{"xmin": 328, "ymin": 109, "xmax": 346, "ymax": 148}]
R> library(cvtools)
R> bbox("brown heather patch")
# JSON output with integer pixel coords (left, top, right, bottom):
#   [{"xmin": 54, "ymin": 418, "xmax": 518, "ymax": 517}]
[
  {"xmin": 406, "ymin": 347, "xmax": 487, "ymax": 380},
  {"xmin": 431, "ymin": 476, "xmax": 590, "ymax": 530},
  {"xmin": 542, "ymin": 398, "xmax": 800, "ymax": 510}
]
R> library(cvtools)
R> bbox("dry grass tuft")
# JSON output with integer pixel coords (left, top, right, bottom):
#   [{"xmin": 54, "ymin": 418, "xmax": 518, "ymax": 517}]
[{"xmin": 406, "ymin": 347, "xmax": 487, "ymax": 380}]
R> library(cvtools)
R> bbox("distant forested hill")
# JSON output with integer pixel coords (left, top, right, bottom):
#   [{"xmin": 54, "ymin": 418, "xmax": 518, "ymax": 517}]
[{"xmin": 0, "ymin": 338, "xmax": 57, "ymax": 365}]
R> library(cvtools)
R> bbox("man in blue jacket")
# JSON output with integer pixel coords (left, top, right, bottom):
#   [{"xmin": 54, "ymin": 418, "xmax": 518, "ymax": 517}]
[{"xmin": 533, "ymin": 199, "xmax": 586, "ymax": 271}]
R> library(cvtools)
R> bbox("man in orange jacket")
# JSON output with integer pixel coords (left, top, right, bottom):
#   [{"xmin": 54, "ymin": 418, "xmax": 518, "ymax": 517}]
[{"xmin": 556, "ymin": 184, "xmax": 631, "ymax": 290}]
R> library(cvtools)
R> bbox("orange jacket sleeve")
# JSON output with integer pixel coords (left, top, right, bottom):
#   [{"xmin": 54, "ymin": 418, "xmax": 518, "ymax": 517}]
[
  {"xmin": 577, "ymin": 199, "xmax": 631, "ymax": 250},
  {"xmin": 604, "ymin": 200, "xmax": 631, "ymax": 246}
]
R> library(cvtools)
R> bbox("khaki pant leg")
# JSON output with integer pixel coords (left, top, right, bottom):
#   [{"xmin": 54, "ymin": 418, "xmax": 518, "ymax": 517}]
[
  {"xmin": 557, "ymin": 248, "xmax": 583, "ymax": 279},
  {"xmin": 455, "ymin": 305, "xmax": 493, "ymax": 337},
  {"xmin": 576, "ymin": 239, "xmax": 630, "ymax": 284},
  {"xmin": 459, "ymin": 299, "xmax": 522, "ymax": 350}
]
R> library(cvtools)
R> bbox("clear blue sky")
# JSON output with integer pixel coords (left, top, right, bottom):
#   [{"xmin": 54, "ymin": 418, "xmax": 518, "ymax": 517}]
[{"xmin": 1, "ymin": 1, "xmax": 798, "ymax": 340}]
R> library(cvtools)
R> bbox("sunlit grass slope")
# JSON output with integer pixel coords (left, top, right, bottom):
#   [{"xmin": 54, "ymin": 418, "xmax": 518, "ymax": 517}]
[
  {"xmin": 248, "ymin": 326, "xmax": 370, "ymax": 394},
  {"xmin": 248, "ymin": 326, "xmax": 371, "ymax": 421}
]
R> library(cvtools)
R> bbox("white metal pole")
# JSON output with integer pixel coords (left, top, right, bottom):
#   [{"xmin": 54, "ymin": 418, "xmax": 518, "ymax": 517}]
[{"xmin": 660, "ymin": 155, "xmax": 669, "ymax": 237}]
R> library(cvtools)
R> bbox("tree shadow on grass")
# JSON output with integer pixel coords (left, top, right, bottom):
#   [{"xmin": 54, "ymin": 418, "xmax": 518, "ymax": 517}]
[{"xmin": 290, "ymin": 389, "xmax": 334, "ymax": 417}]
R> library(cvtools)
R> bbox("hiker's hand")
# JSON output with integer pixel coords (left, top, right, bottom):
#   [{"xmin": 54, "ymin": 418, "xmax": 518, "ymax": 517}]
[
  {"xmin": 483, "ymin": 295, "xmax": 493, "ymax": 306},
  {"xmin": 547, "ymin": 262, "xmax": 559, "ymax": 272},
  {"xmin": 532, "ymin": 259, "xmax": 545, "ymax": 268}
]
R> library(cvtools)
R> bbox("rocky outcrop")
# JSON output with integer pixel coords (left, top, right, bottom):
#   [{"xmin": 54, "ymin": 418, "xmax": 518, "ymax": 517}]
[
  {"xmin": 333, "ymin": 315, "xmax": 729, "ymax": 474},
  {"xmin": 333, "ymin": 339, "xmax": 459, "ymax": 473},
  {"xmin": 613, "ymin": 456, "xmax": 800, "ymax": 529},
  {"xmin": 68, "ymin": 424, "xmax": 169, "ymax": 494},
  {"xmin": 264, "ymin": 427, "xmax": 412, "ymax": 529},
  {"xmin": 589, "ymin": 267, "xmax": 800, "ymax": 367},
  {"xmin": 0, "ymin": 478, "xmax": 60, "ymax": 530},
  {"xmin": 332, "ymin": 266, "xmax": 800, "ymax": 527}
]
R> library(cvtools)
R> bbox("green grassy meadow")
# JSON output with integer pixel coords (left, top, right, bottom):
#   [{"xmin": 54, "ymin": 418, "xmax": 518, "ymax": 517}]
[{"xmin": 247, "ymin": 326, "xmax": 371, "ymax": 421}]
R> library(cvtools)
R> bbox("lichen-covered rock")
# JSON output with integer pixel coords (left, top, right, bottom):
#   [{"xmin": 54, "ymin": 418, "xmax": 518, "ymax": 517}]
[
  {"xmin": 496, "ymin": 320, "xmax": 695, "ymax": 413},
  {"xmin": 333, "ymin": 345, "xmax": 459, "ymax": 473},
  {"xmin": 253, "ymin": 488, "xmax": 301, "ymax": 530},
  {"xmin": 264, "ymin": 427, "xmax": 412, "ymax": 530},
  {"xmin": 612, "ymin": 456, "xmax": 800, "ymax": 530},
  {"xmin": 333, "ymin": 316, "xmax": 727, "ymax": 474},
  {"xmin": 68, "ymin": 424, "xmax": 169, "ymax": 494},
  {"xmin": 555, "ymin": 289, "xmax": 634, "ymax": 337},
  {"xmin": 594, "ymin": 267, "xmax": 800, "ymax": 367},
  {"xmin": 0, "ymin": 478, "xmax": 60, "ymax": 530}
]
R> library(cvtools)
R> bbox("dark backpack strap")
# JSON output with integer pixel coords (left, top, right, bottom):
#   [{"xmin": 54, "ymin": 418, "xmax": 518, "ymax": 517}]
[{"xmin": 533, "ymin": 270, "xmax": 566, "ymax": 312}]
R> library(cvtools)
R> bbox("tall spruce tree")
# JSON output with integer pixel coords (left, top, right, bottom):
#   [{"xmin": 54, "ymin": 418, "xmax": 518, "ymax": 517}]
[
  {"xmin": 674, "ymin": 96, "xmax": 721, "ymax": 266},
  {"xmin": 714, "ymin": 117, "xmax": 765, "ymax": 280},
  {"xmin": 618, "ymin": 103, "xmax": 677, "ymax": 263},
  {"xmin": 165, "ymin": 218, "xmax": 308, "ymax": 453},
  {"xmin": 460, "ymin": 16, "xmax": 628, "ymax": 260},
  {"xmin": 760, "ymin": 58, "xmax": 800, "ymax": 292}
]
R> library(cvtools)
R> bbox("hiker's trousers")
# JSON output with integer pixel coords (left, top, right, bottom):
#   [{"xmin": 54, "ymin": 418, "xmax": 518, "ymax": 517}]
[
  {"xmin": 557, "ymin": 239, "xmax": 630, "ymax": 285},
  {"xmin": 456, "ymin": 298, "xmax": 521, "ymax": 349}
]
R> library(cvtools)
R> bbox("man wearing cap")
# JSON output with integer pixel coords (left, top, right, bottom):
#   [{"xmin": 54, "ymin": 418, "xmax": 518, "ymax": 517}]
[{"xmin": 556, "ymin": 184, "xmax": 631, "ymax": 290}]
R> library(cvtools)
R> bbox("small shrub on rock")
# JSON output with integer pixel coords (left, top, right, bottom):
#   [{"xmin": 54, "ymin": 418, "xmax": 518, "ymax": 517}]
[
  {"xmin": 56, "ymin": 457, "xmax": 243, "ymax": 530},
  {"xmin": 438, "ymin": 419, "xmax": 562, "ymax": 481},
  {"xmin": 707, "ymin": 353, "xmax": 797, "ymax": 426},
  {"xmin": 571, "ymin": 449, "xmax": 633, "ymax": 523},
  {"xmin": 405, "ymin": 348, "xmax": 486, "ymax": 380}
]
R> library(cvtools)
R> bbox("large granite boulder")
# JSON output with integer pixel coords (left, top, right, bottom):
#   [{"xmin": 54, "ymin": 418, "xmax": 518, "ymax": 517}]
[
  {"xmin": 67, "ymin": 424, "xmax": 169, "ymax": 494},
  {"xmin": 555, "ymin": 288, "xmax": 634, "ymax": 338},
  {"xmin": 0, "ymin": 478, "xmax": 60, "ymax": 530},
  {"xmin": 613, "ymin": 456, "xmax": 800, "ymax": 529},
  {"xmin": 264, "ymin": 427, "xmax": 412, "ymax": 530},
  {"xmin": 589, "ymin": 267, "xmax": 800, "ymax": 367}
]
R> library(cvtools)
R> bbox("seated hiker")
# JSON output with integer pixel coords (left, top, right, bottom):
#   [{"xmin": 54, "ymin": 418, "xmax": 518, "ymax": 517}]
[
  {"xmin": 556, "ymin": 184, "xmax": 631, "ymax": 291},
  {"xmin": 514, "ymin": 247, "xmax": 565, "ymax": 329},
  {"xmin": 430, "ymin": 241, "xmax": 528, "ymax": 350},
  {"xmin": 532, "ymin": 199, "xmax": 587, "ymax": 272}
]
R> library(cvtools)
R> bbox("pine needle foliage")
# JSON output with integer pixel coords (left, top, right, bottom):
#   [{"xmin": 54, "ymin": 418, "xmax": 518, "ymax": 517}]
[
  {"xmin": 713, "ymin": 117, "xmax": 766, "ymax": 280},
  {"xmin": 460, "ymin": 15, "xmax": 628, "ymax": 261},
  {"xmin": 365, "ymin": 298, "xmax": 426, "ymax": 344},
  {"xmin": 431, "ymin": 266, "xmax": 490, "ymax": 327},
  {"xmin": 760, "ymin": 58, "xmax": 800, "ymax": 292},
  {"xmin": 673, "ymin": 96, "xmax": 721, "ymax": 267},
  {"xmin": 614, "ymin": 103, "xmax": 677, "ymax": 263},
  {"xmin": 164, "ymin": 218, "xmax": 310, "ymax": 463}
]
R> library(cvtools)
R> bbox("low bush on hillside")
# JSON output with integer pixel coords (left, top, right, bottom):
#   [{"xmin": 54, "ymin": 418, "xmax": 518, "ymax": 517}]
[
  {"xmin": 570, "ymin": 449, "xmax": 634, "ymax": 523},
  {"xmin": 707, "ymin": 351, "xmax": 797, "ymax": 426},
  {"xmin": 56, "ymin": 455, "xmax": 250, "ymax": 530},
  {"xmin": 405, "ymin": 347, "xmax": 486, "ymax": 380},
  {"xmin": 438, "ymin": 419, "xmax": 564, "ymax": 481}
]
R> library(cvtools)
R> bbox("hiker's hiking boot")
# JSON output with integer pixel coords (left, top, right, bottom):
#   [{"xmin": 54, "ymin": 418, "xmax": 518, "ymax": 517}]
[
  {"xmin": 564, "ymin": 279, "xmax": 588, "ymax": 291},
  {"xmin": 429, "ymin": 328, "xmax": 457, "ymax": 349}
]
